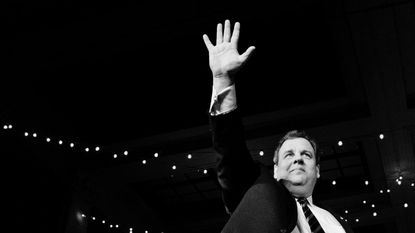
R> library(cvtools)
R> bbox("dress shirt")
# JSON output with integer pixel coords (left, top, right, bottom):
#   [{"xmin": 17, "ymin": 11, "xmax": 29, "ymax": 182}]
[
  {"xmin": 209, "ymin": 85, "xmax": 347, "ymax": 233},
  {"xmin": 293, "ymin": 196, "xmax": 346, "ymax": 233}
]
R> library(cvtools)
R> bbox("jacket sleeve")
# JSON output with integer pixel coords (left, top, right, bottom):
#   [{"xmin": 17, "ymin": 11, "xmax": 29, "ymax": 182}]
[{"xmin": 209, "ymin": 108, "xmax": 260, "ymax": 213}]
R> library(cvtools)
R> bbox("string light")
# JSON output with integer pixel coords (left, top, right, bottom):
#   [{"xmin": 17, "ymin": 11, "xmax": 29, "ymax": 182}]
[
  {"xmin": 113, "ymin": 154, "xmax": 117, "ymax": 159},
  {"xmin": 33, "ymin": 133, "xmax": 37, "ymax": 138},
  {"xmin": 95, "ymin": 146, "xmax": 100, "ymax": 152},
  {"xmin": 259, "ymin": 150, "xmax": 264, "ymax": 156},
  {"xmin": 154, "ymin": 152, "xmax": 159, "ymax": 158},
  {"xmin": 9, "ymin": 124, "xmax": 12, "ymax": 129},
  {"xmin": 187, "ymin": 154, "xmax": 192, "ymax": 159},
  {"xmin": 172, "ymin": 165, "xmax": 177, "ymax": 170},
  {"xmin": 203, "ymin": 169, "xmax": 208, "ymax": 174},
  {"xmin": 24, "ymin": 132, "xmax": 29, "ymax": 136},
  {"xmin": 404, "ymin": 203, "xmax": 408, "ymax": 208},
  {"xmin": 70, "ymin": 142, "xmax": 75, "ymax": 148},
  {"xmin": 3, "ymin": 125, "xmax": 8, "ymax": 129},
  {"xmin": 142, "ymin": 160, "xmax": 147, "ymax": 165},
  {"xmin": 332, "ymin": 180, "xmax": 336, "ymax": 185},
  {"xmin": 337, "ymin": 140, "xmax": 343, "ymax": 146},
  {"xmin": 379, "ymin": 134, "xmax": 384, "ymax": 140},
  {"xmin": 46, "ymin": 137, "xmax": 51, "ymax": 142},
  {"xmin": 124, "ymin": 150, "xmax": 128, "ymax": 156},
  {"xmin": 85, "ymin": 148, "xmax": 89, "ymax": 152},
  {"xmin": 365, "ymin": 180, "xmax": 369, "ymax": 185},
  {"xmin": 373, "ymin": 212, "xmax": 377, "ymax": 217},
  {"xmin": 59, "ymin": 140, "xmax": 63, "ymax": 145}
]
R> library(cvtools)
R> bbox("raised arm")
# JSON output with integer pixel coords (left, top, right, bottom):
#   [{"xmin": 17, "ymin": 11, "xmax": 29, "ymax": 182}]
[{"xmin": 203, "ymin": 20, "xmax": 258, "ymax": 213}]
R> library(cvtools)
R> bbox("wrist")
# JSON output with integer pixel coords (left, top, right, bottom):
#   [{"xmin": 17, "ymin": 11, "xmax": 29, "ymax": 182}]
[{"xmin": 213, "ymin": 74, "xmax": 234, "ymax": 93}]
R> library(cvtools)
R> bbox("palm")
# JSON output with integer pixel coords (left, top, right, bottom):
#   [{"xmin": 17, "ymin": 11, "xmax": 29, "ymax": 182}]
[{"xmin": 209, "ymin": 43, "xmax": 242, "ymax": 77}]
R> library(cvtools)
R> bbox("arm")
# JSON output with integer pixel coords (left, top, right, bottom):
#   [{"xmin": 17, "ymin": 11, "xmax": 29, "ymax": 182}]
[{"xmin": 203, "ymin": 20, "xmax": 257, "ymax": 213}]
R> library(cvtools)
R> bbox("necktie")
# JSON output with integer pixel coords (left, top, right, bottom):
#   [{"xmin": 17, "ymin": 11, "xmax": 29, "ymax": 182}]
[{"xmin": 298, "ymin": 198, "xmax": 325, "ymax": 233}]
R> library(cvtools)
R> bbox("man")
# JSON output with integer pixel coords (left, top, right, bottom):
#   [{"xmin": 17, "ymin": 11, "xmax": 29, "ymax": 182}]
[{"xmin": 202, "ymin": 20, "xmax": 354, "ymax": 233}]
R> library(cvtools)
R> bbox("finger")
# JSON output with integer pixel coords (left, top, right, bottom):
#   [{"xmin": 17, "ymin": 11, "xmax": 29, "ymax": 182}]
[
  {"xmin": 202, "ymin": 34, "xmax": 213, "ymax": 51},
  {"xmin": 223, "ymin": 19, "xmax": 231, "ymax": 42},
  {"xmin": 240, "ymin": 46, "xmax": 256, "ymax": 63},
  {"xmin": 216, "ymin": 23, "xmax": 223, "ymax": 45},
  {"xmin": 230, "ymin": 22, "xmax": 240, "ymax": 45}
]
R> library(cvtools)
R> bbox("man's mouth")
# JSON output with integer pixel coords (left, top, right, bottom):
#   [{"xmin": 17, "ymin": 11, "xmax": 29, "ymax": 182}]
[{"xmin": 290, "ymin": 168, "xmax": 305, "ymax": 173}]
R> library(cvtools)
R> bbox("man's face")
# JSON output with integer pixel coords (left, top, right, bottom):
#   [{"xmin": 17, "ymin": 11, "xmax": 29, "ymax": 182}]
[{"xmin": 273, "ymin": 137, "xmax": 320, "ymax": 198}]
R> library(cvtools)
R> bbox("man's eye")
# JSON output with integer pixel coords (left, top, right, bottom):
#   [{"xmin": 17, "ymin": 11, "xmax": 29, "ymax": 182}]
[
  {"xmin": 285, "ymin": 153, "xmax": 293, "ymax": 157},
  {"xmin": 305, "ymin": 153, "xmax": 312, "ymax": 158}
]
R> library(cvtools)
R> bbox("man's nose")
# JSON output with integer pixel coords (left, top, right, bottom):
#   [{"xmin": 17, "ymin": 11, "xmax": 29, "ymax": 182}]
[{"xmin": 293, "ymin": 153, "xmax": 304, "ymax": 164}]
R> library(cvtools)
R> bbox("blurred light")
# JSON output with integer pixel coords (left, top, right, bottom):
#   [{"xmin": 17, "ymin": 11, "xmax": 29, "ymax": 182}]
[
  {"xmin": 338, "ymin": 141, "xmax": 343, "ymax": 146},
  {"xmin": 397, "ymin": 180, "xmax": 402, "ymax": 185},
  {"xmin": 59, "ymin": 140, "xmax": 63, "ymax": 145},
  {"xmin": 259, "ymin": 151, "xmax": 264, "ymax": 156},
  {"xmin": 187, "ymin": 154, "xmax": 192, "ymax": 159},
  {"xmin": 399, "ymin": 176, "xmax": 403, "ymax": 180},
  {"xmin": 24, "ymin": 132, "xmax": 29, "ymax": 136},
  {"xmin": 355, "ymin": 218, "xmax": 359, "ymax": 222},
  {"xmin": 115, "ymin": 225, "xmax": 119, "ymax": 228},
  {"xmin": 365, "ymin": 180, "xmax": 369, "ymax": 185},
  {"xmin": 46, "ymin": 137, "xmax": 51, "ymax": 142},
  {"xmin": 110, "ymin": 225, "xmax": 113, "ymax": 228},
  {"xmin": 85, "ymin": 148, "xmax": 89, "ymax": 152},
  {"xmin": 8, "ymin": 124, "xmax": 12, "ymax": 129},
  {"xmin": 81, "ymin": 214, "xmax": 86, "ymax": 218},
  {"xmin": 3, "ymin": 125, "xmax": 8, "ymax": 129},
  {"xmin": 371, "ymin": 204, "xmax": 375, "ymax": 208},
  {"xmin": 379, "ymin": 134, "xmax": 384, "ymax": 140},
  {"xmin": 33, "ymin": 133, "xmax": 37, "ymax": 138},
  {"xmin": 379, "ymin": 189, "xmax": 383, "ymax": 193},
  {"xmin": 172, "ymin": 165, "xmax": 176, "ymax": 170},
  {"xmin": 411, "ymin": 183, "xmax": 414, "ymax": 187},
  {"xmin": 95, "ymin": 146, "xmax": 100, "ymax": 151},
  {"xmin": 92, "ymin": 217, "xmax": 95, "ymax": 220},
  {"xmin": 404, "ymin": 203, "xmax": 408, "ymax": 208},
  {"xmin": 142, "ymin": 160, "xmax": 147, "ymax": 164},
  {"xmin": 345, "ymin": 210, "xmax": 348, "ymax": 214},
  {"xmin": 203, "ymin": 169, "xmax": 208, "ymax": 174},
  {"xmin": 363, "ymin": 200, "xmax": 366, "ymax": 204},
  {"xmin": 70, "ymin": 143, "xmax": 75, "ymax": 148},
  {"xmin": 154, "ymin": 153, "xmax": 159, "ymax": 158},
  {"xmin": 113, "ymin": 154, "xmax": 117, "ymax": 159},
  {"xmin": 387, "ymin": 189, "xmax": 390, "ymax": 193},
  {"xmin": 102, "ymin": 220, "xmax": 106, "ymax": 224},
  {"xmin": 373, "ymin": 212, "xmax": 377, "ymax": 217},
  {"xmin": 124, "ymin": 150, "xmax": 128, "ymax": 156},
  {"xmin": 332, "ymin": 180, "xmax": 336, "ymax": 185}
]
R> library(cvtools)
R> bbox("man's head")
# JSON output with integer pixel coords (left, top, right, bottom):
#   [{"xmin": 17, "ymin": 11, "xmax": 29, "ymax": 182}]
[{"xmin": 273, "ymin": 130, "xmax": 320, "ymax": 198}]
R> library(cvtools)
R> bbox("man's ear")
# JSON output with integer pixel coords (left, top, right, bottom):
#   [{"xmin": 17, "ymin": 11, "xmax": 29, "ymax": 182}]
[
  {"xmin": 316, "ymin": 164, "xmax": 320, "ymax": 179},
  {"xmin": 273, "ymin": 164, "xmax": 279, "ymax": 180}
]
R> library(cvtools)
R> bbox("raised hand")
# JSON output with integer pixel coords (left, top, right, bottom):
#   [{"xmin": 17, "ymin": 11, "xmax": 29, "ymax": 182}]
[{"xmin": 203, "ymin": 20, "xmax": 255, "ymax": 92}]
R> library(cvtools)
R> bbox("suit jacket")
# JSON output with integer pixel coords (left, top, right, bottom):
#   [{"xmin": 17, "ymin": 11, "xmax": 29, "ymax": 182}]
[{"xmin": 210, "ymin": 109, "xmax": 354, "ymax": 233}]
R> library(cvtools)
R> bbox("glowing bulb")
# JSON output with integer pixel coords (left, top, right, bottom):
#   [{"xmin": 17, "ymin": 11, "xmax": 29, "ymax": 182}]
[
  {"xmin": 187, "ymin": 154, "xmax": 192, "ymax": 159},
  {"xmin": 172, "ymin": 165, "xmax": 176, "ymax": 170},
  {"xmin": 379, "ymin": 134, "xmax": 384, "ymax": 140},
  {"xmin": 379, "ymin": 189, "xmax": 383, "ymax": 193},
  {"xmin": 332, "ymin": 180, "xmax": 336, "ymax": 185},
  {"xmin": 397, "ymin": 180, "xmax": 402, "ymax": 185},
  {"xmin": 355, "ymin": 218, "xmax": 359, "ymax": 222},
  {"xmin": 387, "ymin": 189, "xmax": 390, "ymax": 193},
  {"xmin": 404, "ymin": 203, "xmax": 408, "ymax": 208},
  {"xmin": 115, "ymin": 225, "xmax": 119, "ymax": 228},
  {"xmin": 154, "ymin": 152, "xmax": 158, "ymax": 158},
  {"xmin": 338, "ymin": 141, "xmax": 343, "ymax": 146},
  {"xmin": 373, "ymin": 212, "xmax": 377, "ymax": 217},
  {"xmin": 371, "ymin": 204, "xmax": 375, "ymax": 208},
  {"xmin": 124, "ymin": 150, "xmax": 128, "ymax": 156},
  {"xmin": 85, "ymin": 148, "xmax": 89, "ymax": 152},
  {"xmin": 8, "ymin": 124, "xmax": 12, "ymax": 129},
  {"xmin": 203, "ymin": 169, "xmax": 208, "ymax": 174},
  {"xmin": 33, "ymin": 133, "xmax": 37, "ymax": 138},
  {"xmin": 70, "ymin": 143, "xmax": 74, "ymax": 148},
  {"xmin": 363, "ymin": 200, "xmax": 366, "ymax": 204},
  {"xmin": 365, "ymin": 180, "xmax": 369, "ymax": 185},
  {"xmin": 102, "ymin": 220, "xmax": 106, "ymax": 224},
  {"xmin": 59, "ymin": 140, "xmax": 63, "ymax": 145},
  {"xmin": 92, "ymin": 217, "xmax": 95, "ymax": 220},
  {"xmin": 24, "ymin": 132, "xmax": 29, "ymax": 136},
  {"xmin": 259, "ymin": 151, "xmax": 264, "ymax": 156},
  {"xmin": 81, "ymin": 214, "xmax": 86, "ymax": 218},
  {"xmin": 3, "ymin": 125, "xmax": 7, "ymax": 129},
  {"xmin": 142, "ymin": 160, "xmax": 146, "ymax": 164},
  {"xmin": 46, "ymin": 138, "xmax": 51, "ymax": 142},
  {"xmin": 399, "ymin": 176, "xmax": 403, "ymax": 180},
  {"xmin": 113, "ymin": 154, "xmax": 118, "ymax": 159},
  {"xmin": 110, "ymin": 224, "xmax": 113, "ymax": 228},
  {"xmin": 411, "ymin": 183, "xmax": 414, "ymax": 187},
  {"xmin": 345, "ymin": 210, "xmax": 348, "ymax": 214}
]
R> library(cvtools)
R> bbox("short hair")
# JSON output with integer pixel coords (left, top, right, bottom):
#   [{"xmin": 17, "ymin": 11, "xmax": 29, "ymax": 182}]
[{"xmin": 273, "ymin": 130, "xmax": 319, "ymax": 165}]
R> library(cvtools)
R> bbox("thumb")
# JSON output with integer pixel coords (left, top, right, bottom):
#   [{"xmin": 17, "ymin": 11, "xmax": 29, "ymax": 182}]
[{"xmin": 239, "ymin": 46, "xmax": 256, "ymax": 64}]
